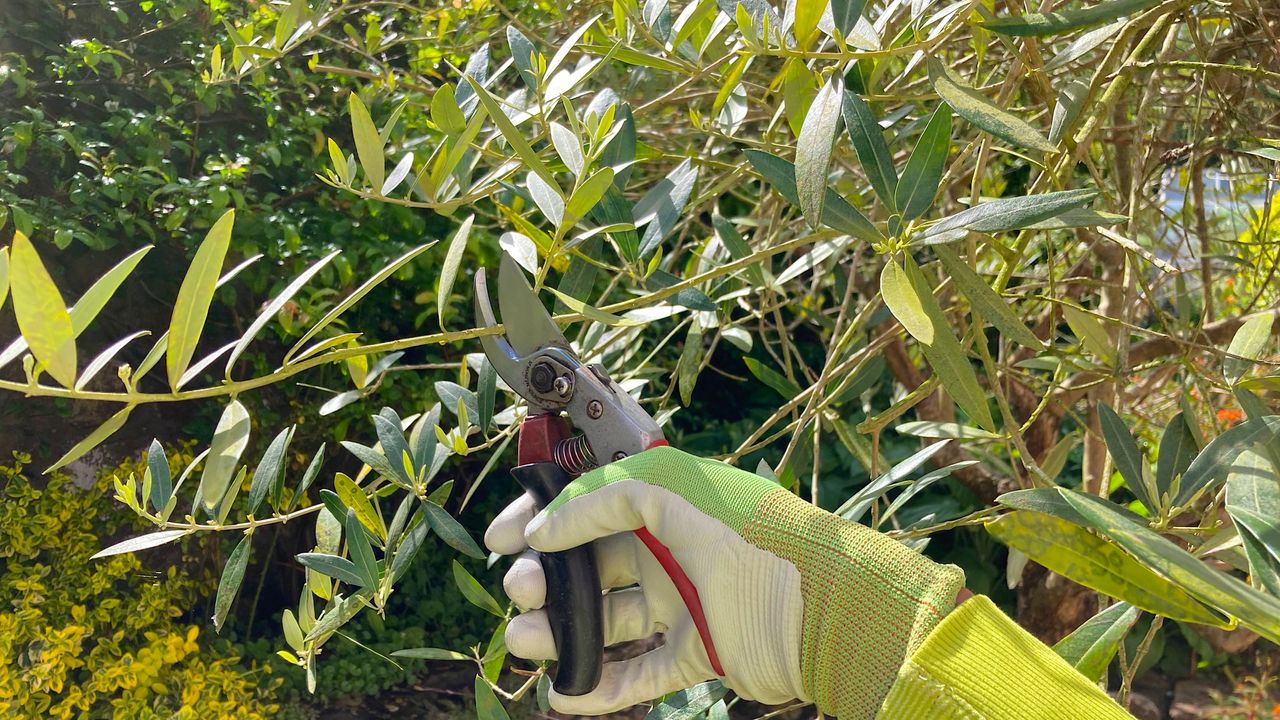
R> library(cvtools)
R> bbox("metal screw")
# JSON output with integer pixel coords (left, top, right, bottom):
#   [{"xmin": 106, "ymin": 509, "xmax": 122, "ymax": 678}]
[
  {"xmin": 530, "ymin": 361, "xmax": 555, "ymax": 393},
  {"xmin": 587, "ymin": 400, "xmax": 603, "ymax": 419},
  {"xmin": 613, "ymin": 451, "xmax": 628, "ymax": 462},
  {"xmin": 553, "ymin": 376, "xmax": 572, "ymax": 396}
]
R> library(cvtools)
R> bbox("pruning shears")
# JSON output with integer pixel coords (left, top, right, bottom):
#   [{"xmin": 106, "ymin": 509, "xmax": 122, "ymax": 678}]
[{"xmin": 474, "ymin": 253, "xmax": 723, "ymax": 696}]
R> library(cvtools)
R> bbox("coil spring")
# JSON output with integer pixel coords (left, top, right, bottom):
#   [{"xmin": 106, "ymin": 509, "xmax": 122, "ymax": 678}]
[{"xmin": 554, "ymin": 435, "xmax": 598, "ymax": 475}]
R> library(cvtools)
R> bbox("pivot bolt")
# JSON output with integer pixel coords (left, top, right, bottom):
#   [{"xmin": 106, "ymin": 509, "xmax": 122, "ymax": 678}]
[
  {"xmin": 530, "ymin": 361, "xmax": 556, "ymax": 393},
  {"xmin": 587, "ymin": 400, "xmax": 603, "ymax": 419},
  {"xmin": 613, "ymin": 451, "xmax": 628, "ymax": 462}
]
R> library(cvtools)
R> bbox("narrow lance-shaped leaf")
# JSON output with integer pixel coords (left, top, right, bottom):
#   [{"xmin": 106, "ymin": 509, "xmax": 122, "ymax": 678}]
[
  {"xmin": 645, "ymin": 680, "xmax": 727, "ymax": 719},
  {"xmin": 1224, "ymin": 313, "xmax": 1274, "ymax": 384},
  {"xmin": 437, "ymin": 215, "xmax": 475, "ymax": 325},
  {"xmin": 0, "ymin": 244, "xmax": 152, "ymax": 372},
  {"xmin": 830, "ymin": 0, "xmax": 870, "ymax": 37},
  {"xmin": 475, "ymin": 675, "xmax": 512, "ymax": 720},
  {"xmin": 927, "ymin": 59, "xmax": 1055, "ymax": 153},
  {"xmin": 453, "ymin": 559, "xmax": 505, "ymax": 617},
  {"xmin": 1224, "ymin": 449, "xmax": 1280, "ymax": 595},
  {"xmin": 297, "ymin": 552, "xmax": 366, "ymax": 586},
  {"xmin": 895, "ymin": 105, "xmax": 952, "ymax": 221},
  {"xmin": 422, "ymin": 501, "xmax": 486, "ymax": 559},
  {"xmin": 464, "ymin": 74, "xmax": 557, "ymax": 187},
  {"xmin": 1174, "ymin": 418, "xmax": 1280, "ymax": 508},
  {"xmin": 1052, "ymin": 602, "xmax": 1141, "ymax": 682},
  {"xmin": 1062, "ymin": 304, "xmax": 1116, "ymax": 365},
  {"xmin": 335, "ymin": 471, "xmax": 387, "ymax": 541},
  {"xmin": 1098, "ymin": 403, "xmax": 1156, "ymax": 512},
  {"xmin": 914, "ymin": 189, "xmax": 1098, "ymax": 245},
  {"xmin": 213, "ymin": 534, "xmax": 252, "ymax": 631},
  {"xmin": 91, "ymin": 529, "xmax": 189, "ymax": 559},
  {"xmin": 46, "ymin": 404, "xmax": 134, "ymax": 474},
  {"xmin": 148, "ymin": 439, "xmax": 173, "ymax": 512},
  {"xmin": 198, "ymin": 399, "xmax": 251, "ymax": 516},
  {"xmin": 1061, "ymin": 489, "xmax": 1280, "ymax": 643},
  {"xmin": 987, "ymin": 510, "xmax": 1223, "ymax": 625},
  {"xmin": 795, "ymin": 75, "xmax": 845, "ymax": 227},
  {"xmin": 743, "ymin": 149, "xmax": 881, "ymax": 243},
  {"xmin": 349, "ymin": 92, "xmax": 385, "ymax": 193},
  {"xmin": 478, "ymin": 356, "xmax": 497, "ymax": 432},
  {"xmin": 345, "ymin": 508, "xmax": 380, "ymax": 588},
  {"xmin": 75, "ymin": 330, "xmax": 150, "ymax": 391},
  {"xmin": 226, "ymin": 250, "xmax": 338, "ymax": 377},
  {"xmin": 285, "ymin": 243, "xmax": 434, "ymax": 363},
  {"xmin": 10, "ymin": 231, "xmax": 76, "ymax": 387},
  {"xmin": 881, "ymin": 259, "xmax": 933, "ymax": 343},
  {"xmin": 167, "ymin": 209, "xmax": 236, "ymax": 390},
  {"xmin": 909, "ymin": 262, "xmax": 997, "ymax": 430},
  {"xmin": 982, "ymin": 0, "xmax": 1161, "ymax": 36},
  {"xmin": 933, "ymin": 246, "xmax": 1043, "ymax": 349},
  {"xmin": 1155, "ymin": 412, "xmax": 1198, "ymax": 500},
  {"xmin": 248, "ymin": 425, "xmax": 294, "ymax": 516},
  {"xmin": 841, "ymin": 89, "xmax": 898, "ymax": 210},
  {"xmin": 634, "ymin": 158, "xmax": 699, "ymax": 258},
  {"xmin": 0, "ymin": 247, "xmax": 9, "ymax": 312}
]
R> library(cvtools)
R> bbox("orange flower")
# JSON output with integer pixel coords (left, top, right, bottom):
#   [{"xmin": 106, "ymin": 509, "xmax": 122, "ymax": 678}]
[
  {"xmin": 1272, "ymin": 702, "xmax": 1280, "ymax": 717},
  {"xmin": 1217, "ymin": 408, "xmax": 1244, "ymax": 427}
]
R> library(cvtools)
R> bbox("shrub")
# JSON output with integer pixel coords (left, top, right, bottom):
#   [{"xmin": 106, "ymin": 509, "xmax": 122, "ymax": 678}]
[{"xmin": 0, "ymin": 451, "xmax": 279, "ymax": 719}]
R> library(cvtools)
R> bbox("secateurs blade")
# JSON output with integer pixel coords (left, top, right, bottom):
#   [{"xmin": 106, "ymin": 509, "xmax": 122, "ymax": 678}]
[{"xmin": 475, "ymin": 253, "xmax": 724, "ymax": 696}]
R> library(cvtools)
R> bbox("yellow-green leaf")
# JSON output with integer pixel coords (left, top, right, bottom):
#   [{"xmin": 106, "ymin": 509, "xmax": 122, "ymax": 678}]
[
  {"xmin": 334, "ymin": 471, "xmax": 387, "ymax": 542},
  {"xmin": 349, "ymin": 92, "xmax": 385, "ymax": 193},
  {"xmin": 46, "ymin": 404, "xmax": 134, "ymax": 473},
  {"xmin": 199, "ymin": 399, "xmax": 251, "ymax": 516},
  {"xmin": 903, "ymin": 257, "xmax": 996, "ymax": 431},
  {"xmin": 10, "ymin": 231, "xmax": 76, "ymax": 387},
  {"xmin": 167, "ymin": 210, "xmax": 235, "ymax": 390},
  {"xmin": 881, "ymin": 258, "xmax": 934, "ymax": 344},
  {"xmin": 545, "ymin": 287, "xmax": 639, "ymax": 326},
  {"xmin": 437, "ymin": 215, "xmax": 474, "ymax": 326},
  {"xmin": 1062, "ymin": 304, "xmax": 1116, "ymax": 365},
  {"xmin": 988, "ymin": 510, "xmax": 1224, "ymax": 625}
]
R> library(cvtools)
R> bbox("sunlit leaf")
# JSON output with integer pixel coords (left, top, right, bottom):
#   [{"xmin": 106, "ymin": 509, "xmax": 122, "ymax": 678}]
[
  {"xmin": 928, "ymin": 59, "xmax": 1054, "ymax": 152},
  {"xmin": 198, "ymin": 399, "xmax": 251, "ymax": 516},
  {"xmin": 46, "ymin": 404, "xmax": 134, "ymax": 474},
  {"xmin": 91, "ymin": 529, "xmax": 188, "ymax": 559},
  {"xmin": 10, "ymin": 231, "xmax": 76, "ymax": 387},
  {"xmin": 168, "ymin": 209, "xmax": 236, "ymax": 390},
  {"xmin": 987, "ymin": 510, "xmax": 1222, "ymax": 625},
  {"xmin": 983, "ymin": 0, "xmax": 1160, "ymax": 36},
  {"xmin": 349, "ymin": 92, "xmax": 385, "ymax": 192},
  {"xmin": 453, "ymin": 559, "xmax": 505, "ymax": 617},
  {"xmin": 1052, "ymin": 602, "xmax": 1140, "ymax": 682},
  {"xmin": 795, "ymin": 75, "xmax": 844, "ymax": 226}
]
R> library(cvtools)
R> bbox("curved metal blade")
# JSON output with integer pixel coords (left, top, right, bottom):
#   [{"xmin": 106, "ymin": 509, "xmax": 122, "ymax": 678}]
[
  {"xmin": 498, "ymin": 252, "xmax": 571, "ymax": 356},
  {"xmin": 474, "ymin": 266, "xmax": 532, "ymax": 398}
]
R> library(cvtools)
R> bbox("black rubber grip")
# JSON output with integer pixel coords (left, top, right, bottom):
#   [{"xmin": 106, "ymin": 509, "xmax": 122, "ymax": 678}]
[{"xmin": 510, "ymin": 462, "xmax": 604, "ymax": 696}]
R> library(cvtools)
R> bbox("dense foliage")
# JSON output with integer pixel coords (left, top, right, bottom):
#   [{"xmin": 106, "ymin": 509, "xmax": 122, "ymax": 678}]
[
  {"xmin": 2, "ymin": 0, "xmax": 1279, "ymax": 717},
  {"xmin": 0, "ymin": 451, "xmax": 278, "ymax": 719}
]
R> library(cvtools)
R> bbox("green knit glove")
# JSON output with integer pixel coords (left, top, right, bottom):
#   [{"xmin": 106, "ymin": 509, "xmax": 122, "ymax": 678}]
[{"xmin": 486, "ymin": 446, "xmax": 965, "ymax": 717}]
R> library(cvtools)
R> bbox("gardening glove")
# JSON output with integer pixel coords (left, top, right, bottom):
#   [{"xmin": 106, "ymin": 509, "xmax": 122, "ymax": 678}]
[{"xmin": 485, "ymin": 445, "xmax": 966, "ymax": 718}]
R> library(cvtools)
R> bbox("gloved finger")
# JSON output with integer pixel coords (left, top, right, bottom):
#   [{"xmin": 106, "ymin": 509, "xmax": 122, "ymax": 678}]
[
  {"xmin": 548, "ymin": 644, "xmax": 698, "ymax": 716},
  {"xmin": 502, "ymin": 535, "xmax": 643, "ymax": 610},
  {"xmin": 484, "ymin": 493, "xmax": 537, "ymax": 555},
  {"xmin": 505, "ymin": 588, "xmax": 660, "ymax": 660},
  {"xmin": 528, "ymin": 480, "xmax": 698, "ymax": 554}
]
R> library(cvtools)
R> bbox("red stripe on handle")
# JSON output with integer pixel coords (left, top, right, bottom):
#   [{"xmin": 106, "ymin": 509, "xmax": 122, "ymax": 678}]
[{"xmin": 632, "ymin": 527, "xmax": 725, "ymax": 677}]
